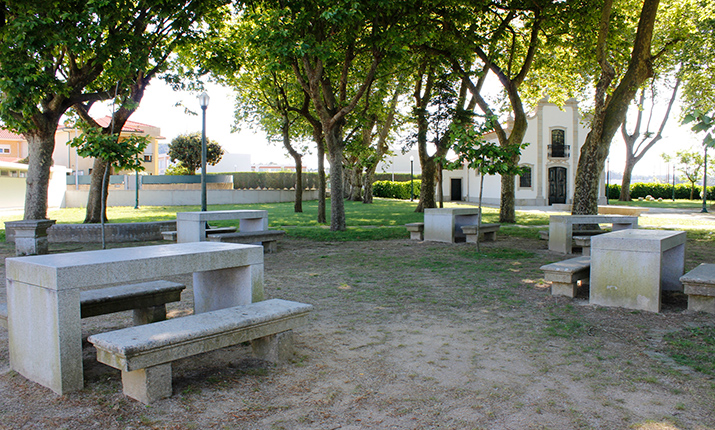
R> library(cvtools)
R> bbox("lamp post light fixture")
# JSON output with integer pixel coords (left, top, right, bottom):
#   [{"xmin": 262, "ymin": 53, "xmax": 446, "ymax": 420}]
[
  {"xmin": 199, "ymin": 91, "xmax": 210, "ymax": 212},
  {"xmin": 410, "ymin": 155, "xmax": 414, "ymax": 202}
]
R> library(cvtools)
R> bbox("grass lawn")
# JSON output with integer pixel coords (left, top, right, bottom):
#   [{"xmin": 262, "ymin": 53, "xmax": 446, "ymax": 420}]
[
  {"xmin": 0, "ymin": 199, "xmax": 546, "ymax": 242},
  {"xmin": 606, "ymin": 198, "xmax": 710, "ymax": 209}
]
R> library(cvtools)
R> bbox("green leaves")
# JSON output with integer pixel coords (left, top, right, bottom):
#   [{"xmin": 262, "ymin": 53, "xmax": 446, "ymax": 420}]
[
  {"xmin": 69, "ymin": 122, "xmax": 149, "ymax": 171},
  {"xmin": 167, "ymin": 132, "xmax": 225, "ymax": 174},
  {"xmin": 683, "ymin": 109, "xmax": 715, "ymax": 148}
]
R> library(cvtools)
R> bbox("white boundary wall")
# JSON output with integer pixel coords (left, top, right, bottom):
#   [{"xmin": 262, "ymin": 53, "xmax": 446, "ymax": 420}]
[{"xmin": 63, "ymin": 189, "xmax": 319, "ymax": 208}]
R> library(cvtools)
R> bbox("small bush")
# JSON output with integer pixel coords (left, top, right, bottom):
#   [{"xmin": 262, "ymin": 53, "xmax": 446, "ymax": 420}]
[
  {"xmin": 373, "ymin": 180, "xmax": 421, "ymax": 200},
  {"xmin": 612, "ymin": 182, "xmax": 715, "ymax": 200}
]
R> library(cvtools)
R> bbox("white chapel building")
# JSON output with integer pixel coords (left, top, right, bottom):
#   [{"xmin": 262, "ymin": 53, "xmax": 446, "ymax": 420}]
[{"xmin": 441, "ymin": 97, "xmax": 606, "ymax": 206}]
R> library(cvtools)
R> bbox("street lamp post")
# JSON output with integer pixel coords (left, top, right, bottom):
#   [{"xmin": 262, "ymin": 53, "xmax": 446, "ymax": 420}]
[
  {"xmin": 606, "ymin": 158, "xmax": 609, "ymax": 204},
  {"xmin": 702, "ymin": 145, "xmax": 708, "ymax": 213},
  {"xmin": 199, "ymin": 92, "xmax": 210, "ymax": 212},
  {"xmin": 410, "ymin": 155, "xmax": 414, "ymax": 201}
]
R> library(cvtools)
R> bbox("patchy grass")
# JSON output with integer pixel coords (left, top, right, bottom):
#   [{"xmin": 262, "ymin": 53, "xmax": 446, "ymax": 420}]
[
  {"xmin": 607, "ymin": 199, "xmax": 706, "ymax": 209},
  {"xmin": 663, "ymin": 325, "xmax": 715, "ymax": 376}
]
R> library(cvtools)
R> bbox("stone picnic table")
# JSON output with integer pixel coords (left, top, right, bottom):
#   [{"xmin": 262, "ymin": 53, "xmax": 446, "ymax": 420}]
[
  {"xmin": 176, "ymin": 210, "xmax": 268, "ymax": 243},
  {"xmin": 589, "ymin": 229, "xmax": 686, "ymax": 313},
  {"xmin": 548, "ymin": 214, "xmax": 639, "ymax": 254},
  {"xmin": 424, "ymin": 208, "xmax": 481, "ymax": 243},
  {"xmin": 5, "ymin": 241, "xmax": 264, "ymax": 395}
]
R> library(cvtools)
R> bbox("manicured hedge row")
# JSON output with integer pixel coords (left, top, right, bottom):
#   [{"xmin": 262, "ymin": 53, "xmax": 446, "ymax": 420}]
[
  {"xmin": 373, "ymin": 173, "xmax": 420, "ymax": 182},
  {"xmin": 606, "ymin": 182, "xmax": 715, "ymax": 200},
  {"xmin": 373, "ymin": 180, "xmax": 422, "ymax": 200},
  {"xmin": 231, "ymin": 172, "xmax": 321, "ymax": 190}
]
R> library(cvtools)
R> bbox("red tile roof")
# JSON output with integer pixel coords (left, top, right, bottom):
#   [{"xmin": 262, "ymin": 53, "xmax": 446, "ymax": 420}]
[{"xmin": 0, "ymin": 129, "xmax": 24, "ymax": 140}]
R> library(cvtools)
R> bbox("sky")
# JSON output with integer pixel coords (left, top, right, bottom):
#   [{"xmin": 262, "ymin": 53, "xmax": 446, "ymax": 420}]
[{"xmin": 120, "ymin": 78, "xmax": 704, "ymax": 179}]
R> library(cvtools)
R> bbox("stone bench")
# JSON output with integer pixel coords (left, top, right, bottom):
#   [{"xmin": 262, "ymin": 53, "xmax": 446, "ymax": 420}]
[
  {"xmin": 680, "ymin": 263, "xmax": 715, "ymax": 313},
  {"xmin": 162, "ymin": 226, "xmax": 237, "ymax": 242},
  {"xmin": 0, "ymin": 280, "xmax": 185, "ymax": 329},
  {"xmin": 207, "ymin": 230, "xmax": 286, "ymax": 253},
  {"xmin": 540, "ymin": 256, "xmax": 591, "ymax": 298},
  {"xmin": 88, "ymin": 298, "xmax": 312, "ymax": 404},
  {"xmin": 461, "ymin": 223, "xmax": 500, "ymax": 242},
  {"xmin": 405, "ymin": 222, "xmax": 424, "ymax": 240},
  {"xmin": 572, "ymin": 236, "xmax": 591, "ymax": 256}
]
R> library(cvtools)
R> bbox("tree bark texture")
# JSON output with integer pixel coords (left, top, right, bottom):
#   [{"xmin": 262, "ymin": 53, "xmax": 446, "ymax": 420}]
[
  {"xmin": 85, "ymin": 158, "xmax": 110, "ymax": 223},
  {"xmin": 328, "ymin": 142, "xmax": 347, "ymax": 230},
  {"xmin": 281, "ymin": 115, "xmax": 303, "ymax": 212},
  {"xmin": 572, "ymin": 0, "xmax": 660, "ymax": 214},
  {"xmin": 23, "ymin": 125, "xmax": 58, "ymax": 220}
]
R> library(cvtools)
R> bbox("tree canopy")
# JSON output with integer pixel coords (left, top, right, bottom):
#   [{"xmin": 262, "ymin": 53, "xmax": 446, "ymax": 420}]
[{"xmin": 168, "ymin": 132, "xmax": 225, "ymax": 174}]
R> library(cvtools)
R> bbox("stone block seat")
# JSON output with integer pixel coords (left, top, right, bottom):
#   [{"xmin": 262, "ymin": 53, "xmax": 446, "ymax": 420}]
[
  {"xmin": 0, "ymin": 280, "xmax": 185, "ymax": 330},
  {"xmin": 162, "ymin": 225, "xmax": 237, "ymax": 242},
  {"xmin": 680, "ymin": 263, "xmax": 715, "ymax": 313},
  {"xmin": 405, "ymin": 222, "xmax": 424, "ymax": 241},
  {"xmin": 461, "ymin": 223, "xmax": 500, "ymax": 243},
  {"xmin": 540, "ymin": 256, "xmax": 591, "ymax": 298},
  {"xmin": 88, "ymin": 299, "xmax": 312, "ymax": 404},
  {"xmin": 207, "ymin": 230, "xmax": 286, "ymax": 253}
]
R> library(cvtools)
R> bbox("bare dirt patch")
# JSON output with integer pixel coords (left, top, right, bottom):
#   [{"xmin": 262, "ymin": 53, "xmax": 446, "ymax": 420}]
[{"xmin": 1, "ymin": 235, "xmax": 714, "ymax": 429}]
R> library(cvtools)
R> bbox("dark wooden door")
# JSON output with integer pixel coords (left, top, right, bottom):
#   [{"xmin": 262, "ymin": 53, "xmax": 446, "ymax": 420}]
[
  {"xmin": 548, "ymin": 167, "xmax": 567, "ymax": 205},
  {"xmin": 450, "ymin": 178, "xmax": 462, "ymax": 201}
]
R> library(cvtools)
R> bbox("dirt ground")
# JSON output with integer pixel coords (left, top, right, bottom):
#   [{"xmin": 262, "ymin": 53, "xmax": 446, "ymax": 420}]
[{"xmin": 1, "ymin": 233, "xmax": 714, "ymax": 430}]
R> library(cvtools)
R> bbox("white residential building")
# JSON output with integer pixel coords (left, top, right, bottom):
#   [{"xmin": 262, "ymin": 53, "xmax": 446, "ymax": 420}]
[{"xmin": 442, "ymin": 98, "xmax": 606, "ymax": 206}]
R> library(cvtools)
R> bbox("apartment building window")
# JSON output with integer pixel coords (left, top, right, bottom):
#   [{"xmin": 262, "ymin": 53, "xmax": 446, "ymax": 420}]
[
  {"xmin": 0, "ymin": 145, "xmax": 10, "ymax": 154},
  {"xmin": 144, "ymin": 155, "xmax": 152, "ymax": 162}
]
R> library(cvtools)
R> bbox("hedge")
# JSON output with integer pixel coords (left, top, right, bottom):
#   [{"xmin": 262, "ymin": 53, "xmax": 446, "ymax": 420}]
[
  {"xmin": 606, "ymin": 182, "xmax": 715, "ymax": 200},
  {"xmin": 231, "ymin": 172, "xmax": 320, "ymax": 190},
  {"xmin": 373, "ymin": 180, "xmax": 421, "ymax": 200}
]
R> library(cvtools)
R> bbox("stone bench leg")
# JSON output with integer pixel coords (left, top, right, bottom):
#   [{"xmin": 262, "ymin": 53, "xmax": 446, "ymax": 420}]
[
  {"xmin": 251, "ymin": 330, "xmax": 294, "ymax": 363},
  {"xmin": 483, "ymin": 231, "xmax": 497, "ymax": 242},
  {"xmin": 133, "ymin": 305, "xmax": 167, "ymax": 325},
  {"xmin": 263, "ymin": 240, "xmax": 278, "ymax": 254},
  {"xmin": 551, "ymin": 281, "xmax": 578, "ymax": 298},
  {"xmin": 122, "ymin": 363, "xmax": 172, "ymax": 404}
]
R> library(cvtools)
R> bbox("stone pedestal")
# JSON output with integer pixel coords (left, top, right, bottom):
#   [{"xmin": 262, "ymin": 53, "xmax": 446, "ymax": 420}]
[{"xmin": 6, "ymin": 219, "xmax": 56, "ymax": 256}]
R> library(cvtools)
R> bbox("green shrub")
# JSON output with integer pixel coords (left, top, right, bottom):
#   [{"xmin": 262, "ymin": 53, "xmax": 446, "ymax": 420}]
[
  {"xmin": 610, "ymin": 182, "xmax": 715, "ymax": 200},
  {"xmin": 373, "ymin": 180, "xmax": 421, "ymax": 199},
  {"xmin": 231, "ymin": 172, "xmax": 320, "ymax": 190}
]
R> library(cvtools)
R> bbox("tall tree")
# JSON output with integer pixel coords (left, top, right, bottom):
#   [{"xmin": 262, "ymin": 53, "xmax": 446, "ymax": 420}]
[
  {"xmin": 619, "ymin": 76, "xmax": 680, "ymax": 200},
  {"xmin": 0, "ymin": 0, "xmax": 224, "ymax": 221},
  {"xmin": 571, "ymin": 0, "xmax": 662, "ymax": 214},
  {"xmin": 246, "ymin": 0, "xmax": 413, "ymax": 230},
  {"xmin": 443, "ymin": 1, "xmax": 557, "ymax": 223}
]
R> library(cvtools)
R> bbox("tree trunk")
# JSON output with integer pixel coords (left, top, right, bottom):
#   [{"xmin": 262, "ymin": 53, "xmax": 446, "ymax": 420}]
[
  {"xmin": 317, "ymin": 141, "xmax": 327, "ymax": 224},
  {"xmin": 417, "ymin": 156, "xmax": 437, "ymax": 212},
  {"xmin": 281, "ymin": 114, "xmax": 303, "ymax": 212},
  {"xmin": 85, "ymin": 158, "xmax": 110, "ymax": 223},
  {"xmin": 572, "ymin": 0, "xmax": 659, "ymax": 214},
  {"xmin": 348, "ymin": 164, "xmax": 362, "ymax": 201},
  {"xmin": 328, "ymin": 145, "xmax": 346, "ymax": 230},
  {"xmin": 23, "ymin": 125, "xmax": 58, "ymax": 220},
  {"xmin": 362, "ymin": 163, "xmax": 377, "ymax": 204},
  {"xmin": 619, "ymin": 154, "xmax": 636, "ymax": 201},
  {"xmin": 438, "ymin": 163, "xmax": 444, "ymax": 208},
  {"xmin": 293, "ymin": 158, "xmax": 303, "ymax": 213}
]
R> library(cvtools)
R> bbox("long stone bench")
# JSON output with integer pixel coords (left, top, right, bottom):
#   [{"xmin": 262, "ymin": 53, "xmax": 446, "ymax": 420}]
[
  {"xmin": 405, "ymin": 222, "xmax": 424, "ymax": 240},
  {"xmin": 540, "ymin": 256, "xmax": 591, "ymax": 298},
  {"xmin": 207, "ymin": 230, "xmax": 286, "ymax": 253},
  {"xmin": 88, "ymin": 298, "xmax": 312, "ymax": 404},
  {"xmin": 680, "ymin": 263, "xmax": 715, "ymax": 313},
  {"xmin": 0, "ymin": 280, "xmax": 185, "ymax": 330},
  {"xmin": 461, "ymin": 223, "xmax": 500, "ymax": 242}
]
